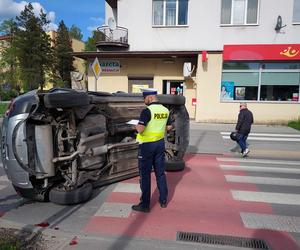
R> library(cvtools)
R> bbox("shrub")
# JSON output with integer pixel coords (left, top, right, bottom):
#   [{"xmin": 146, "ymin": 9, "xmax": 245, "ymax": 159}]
[{"xmin": 288, "ymin": 118, "xmax": 300, "ymax": 131}]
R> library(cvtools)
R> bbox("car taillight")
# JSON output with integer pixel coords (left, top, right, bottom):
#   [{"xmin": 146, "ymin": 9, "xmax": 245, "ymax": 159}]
[{"xmin": 5, "ymin": 99, "xmax": 15, "ymax": 117}]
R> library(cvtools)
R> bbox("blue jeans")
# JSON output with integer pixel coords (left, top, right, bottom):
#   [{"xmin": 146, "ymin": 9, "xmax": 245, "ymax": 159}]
[
  {"xmin": 138, "ymin": 139, "xmax": 168, "ymax": 208},
  {"xmin": 237, "ymin": 134, "xmax": 248, "ymax": 153}
]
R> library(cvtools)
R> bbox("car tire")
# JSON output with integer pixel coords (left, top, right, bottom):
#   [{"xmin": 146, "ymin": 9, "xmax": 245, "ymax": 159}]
[
  {"xmin": 165, "ymin": 160, "xmax": 185, "ymax": 172},
  {"xmin": 49, "ymin": 183, "xmax": 93, "ymax": 205},
  {"xmin": 13, "ymin": 185, "xmax": 49, "ymax": 202},
  {"xmin": 44, "ymin": 92, "xmax": 90, "ymax": 108},
  {"xmin": 157, "ymin": 94, "xmax": 185, "ymax": 105}
]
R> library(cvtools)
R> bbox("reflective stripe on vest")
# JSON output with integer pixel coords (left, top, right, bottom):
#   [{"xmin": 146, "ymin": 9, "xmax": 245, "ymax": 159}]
[{"xmin": 136, "ymin": 104, "xmax": 169, "ymax": 143}]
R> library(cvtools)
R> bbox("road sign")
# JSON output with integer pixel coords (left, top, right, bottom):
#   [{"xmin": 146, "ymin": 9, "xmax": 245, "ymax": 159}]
[{"xmin": 91, "ymin": 57, "xmax": 102, "ymax": 79}]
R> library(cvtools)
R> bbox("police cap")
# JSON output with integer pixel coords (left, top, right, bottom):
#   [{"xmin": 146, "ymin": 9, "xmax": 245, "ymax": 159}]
[{"xmin": 141, "ymin": 88, "xmax": 158, "ymax": 97}]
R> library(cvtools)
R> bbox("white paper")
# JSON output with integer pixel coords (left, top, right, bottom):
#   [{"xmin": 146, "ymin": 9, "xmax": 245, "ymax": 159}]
[{"xmin": 126, "ymin": 119, "xmax": 139, "ymax": 125}]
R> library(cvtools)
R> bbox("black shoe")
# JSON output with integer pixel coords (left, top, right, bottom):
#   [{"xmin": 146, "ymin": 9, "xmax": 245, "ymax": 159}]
[
  {"xmin": 160, "ymin": 202, "xmax": 167, "ymax": 208},
  {"xmin": 132, "ymin": 204, "xmax": 150, "ymax": 213}
]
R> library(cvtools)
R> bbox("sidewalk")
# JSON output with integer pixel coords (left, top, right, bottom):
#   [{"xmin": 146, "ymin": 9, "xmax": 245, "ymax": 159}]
[{"xmin": 188, "ymin": 121, "xmax": 300, "ymax": 159}]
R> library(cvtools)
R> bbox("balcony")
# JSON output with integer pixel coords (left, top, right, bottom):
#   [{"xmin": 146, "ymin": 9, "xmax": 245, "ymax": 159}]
[{"xmin": 96, "ymin": 26, "xmax": 129, "ymax": 51}]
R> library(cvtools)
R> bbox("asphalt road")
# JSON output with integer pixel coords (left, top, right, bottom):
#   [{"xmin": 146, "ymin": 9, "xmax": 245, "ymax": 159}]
[{"xmin": 1, "ymin": 122, "xmax": 300, "ymax": 250}]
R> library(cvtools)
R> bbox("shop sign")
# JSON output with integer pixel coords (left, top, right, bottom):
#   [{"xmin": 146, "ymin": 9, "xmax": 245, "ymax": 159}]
[
  {"xmin": 99, "ymin": 60, "xmax": 120, "ymax": 73},
  {"xmin": 223, "ymin": 44, "xmax": 300, "ymax": 61}
]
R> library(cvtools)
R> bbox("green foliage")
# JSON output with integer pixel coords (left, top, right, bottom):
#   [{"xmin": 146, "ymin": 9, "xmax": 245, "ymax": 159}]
[
  {"xmin": 69, "ymin": 24, "xmax": 83, "ymax": 40},
  {"xmin": 13, "ymin": 3, "xmax": 53, "ymax": 91},
  {"xmin": 0, "ymin": 102, "xmax": 9, "ymax": 116},
  {"xmin": 84, "ymin": 30, "xmax": 103, "ymax": 51},
  {"xmin": 52, "ymin": 20, "xmax": 74, "ymax": 88},
  {"xmin": 0, "ymin": 19, "xmax": 21, "ymax": 88},
  {"xmin": 288, "ymin": 118, "xmax": 300, "ymax": 131},
  {"xmin": 0, "ymin": 89, "xmax": 18, "ymax": 101}
]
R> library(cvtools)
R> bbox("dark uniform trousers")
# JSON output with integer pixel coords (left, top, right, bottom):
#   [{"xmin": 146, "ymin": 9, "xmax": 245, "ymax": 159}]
[{"xmin": 138, "ymin": 138, "xmax": 168, "ymax": 208}]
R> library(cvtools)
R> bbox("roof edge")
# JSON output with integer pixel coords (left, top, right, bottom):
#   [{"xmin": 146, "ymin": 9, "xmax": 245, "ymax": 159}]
[{"xmin": 71, "ymin": 50, "xmax": 222, "ymax": 60}]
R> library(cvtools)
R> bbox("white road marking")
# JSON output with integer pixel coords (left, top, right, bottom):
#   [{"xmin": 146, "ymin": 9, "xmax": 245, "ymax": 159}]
[
  {"xmin": 95, "ymin": 202, "xmax": 132, "ymax": 218},
  {"xmin": 217, "ymin": 157, "xmax": 300, "ymax": 166},
  {"xmin": 222, "ymin": 135, "xmax": 300, "ymax": 142},
  {"xmin": 231, "ymin": 190, "xmax": 300, "ymax": 205},
  {"xmin": 226, "ymin": 175, "xmax": 300, "ymax": 186},
  {"xmin": 113, "ymin": 183, "xmax": 140, "ymax": 193},
  {"xmin": 221, "ymin": 132, "xmax": 300, "ymax": 138},
  {"xmin": 0, "ymin": 184, "xmax": 6, "ymax": 191},
  {"xmin": 240, "ymin": 212, "xmax": 300, "ymax": 233},
  {"xmin": 220, "ymin": 164, "xmax": 300, "ymax": 174}
]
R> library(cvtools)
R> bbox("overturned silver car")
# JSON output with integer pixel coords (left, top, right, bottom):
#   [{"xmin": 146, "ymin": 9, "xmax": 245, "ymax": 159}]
[{"xmin": 1, "ymin": 88, "xmax": 189, "ymax": 205}]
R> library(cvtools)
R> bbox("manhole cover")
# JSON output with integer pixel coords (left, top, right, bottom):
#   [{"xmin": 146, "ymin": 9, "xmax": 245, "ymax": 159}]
[{"xmin": 177, "ymin": 231, "xmax": 270, "ymax": 249}]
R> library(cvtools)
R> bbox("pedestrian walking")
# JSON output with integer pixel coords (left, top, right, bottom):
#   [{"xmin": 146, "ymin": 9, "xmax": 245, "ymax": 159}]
[
  {"xmin": 132, "ymin": 88, "xmax": 172, "ymax": 213},
  {"xmin": 235, "ymin": 102, "xmax": 253, "ymax": 157}
]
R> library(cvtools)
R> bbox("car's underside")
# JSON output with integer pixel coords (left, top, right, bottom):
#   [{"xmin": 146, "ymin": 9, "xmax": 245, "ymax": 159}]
[{"xmin": 2, "ymin": 89, "xmax": 189, "ymax": 204}]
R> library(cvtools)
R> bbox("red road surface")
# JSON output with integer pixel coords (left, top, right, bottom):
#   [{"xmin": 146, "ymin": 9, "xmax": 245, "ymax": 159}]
[{"xmin": 83, "ymin": 154, "xmax": 299, "ymax": 249}]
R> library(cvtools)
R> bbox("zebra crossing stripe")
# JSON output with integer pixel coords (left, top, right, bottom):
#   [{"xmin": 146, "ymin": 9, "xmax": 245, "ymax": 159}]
[
  {"xmin": 221, "ymin": 132, "xmax": 300, "ymax": 138},
  {"xmin": 95, "ymin": 202, "xmax": 132, "ymax": 218},
  {"xmin": 240, "ymin": 212, "xmax": 300, "ymax": 233},
  {"xmin": 226, "ymin": 175, "xmax": 300, "ymax": 186},
  {"xmin": 222, "ymin": 135, "xmax": 300, "ymax": 142},
  {"xmin": 113, "ymin": 183, "xmax": 140, "ymax": 193},
  {"xmin": 231, "ymin": 190, "xmax": 300, "ymax": 205},
  {"xmin": 217, "ymin": 157, "xmax": 300, "ymax": 166},
  {"xmin": 220, "ymin": 165, "xmax": 300, "ymax": 174}
]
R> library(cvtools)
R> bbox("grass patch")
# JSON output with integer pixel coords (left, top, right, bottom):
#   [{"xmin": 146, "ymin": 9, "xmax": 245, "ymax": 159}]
[
  {"xmin": 288, "ymin": 119, "xmax": 300, "ymax": 131},
  {"xmin": 0, "ymin": 228, "xmax": 44, "ymax": 250},
  {"xmin": 0, "ymin": 102, "xmax": 9, "ymax": 117}
]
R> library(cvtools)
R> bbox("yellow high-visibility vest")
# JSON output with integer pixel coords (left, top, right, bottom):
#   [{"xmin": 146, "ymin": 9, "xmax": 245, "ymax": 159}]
[{"xmin": 136, "ymin": 104, "xmax": 169, "ymax": 143}]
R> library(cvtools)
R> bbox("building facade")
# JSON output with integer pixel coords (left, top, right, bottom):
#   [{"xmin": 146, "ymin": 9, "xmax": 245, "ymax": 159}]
[{"xmin": 74, "ymin": 0, "xmax": 300, "ymax": 123}]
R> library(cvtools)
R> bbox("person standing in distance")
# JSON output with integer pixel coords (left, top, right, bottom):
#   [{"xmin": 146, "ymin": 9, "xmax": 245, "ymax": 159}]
[
  {"xmin": 132, "ymin": 88, "xmax": 172, "ymax": 213},
  {"xmin": 235, "ymin": 102, "xmax": 253, "ymax": 157}
]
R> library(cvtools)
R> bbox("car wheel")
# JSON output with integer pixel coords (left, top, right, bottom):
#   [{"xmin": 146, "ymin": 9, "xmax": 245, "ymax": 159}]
[
  {"xmin": 49, "ymin": 183, "xmax": 93, "ymax": 205},
  {"xmin": 165, "ymin": 160, "xmax": 185, "ymax": 172},
  {"xmin": 13, "ymin": 185, "xmax": 49, "ymax": 202},
  {"xmin": 44, "ymin": 92, "xmax": 90, "ymax": 108},
  {"xmin": 157, "ymin": 94, "xmax": 185, "ymax": 105}
]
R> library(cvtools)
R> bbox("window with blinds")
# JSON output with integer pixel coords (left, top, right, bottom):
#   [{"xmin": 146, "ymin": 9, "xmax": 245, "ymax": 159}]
[
  {"xmin": 221, "ymin": 0, "xmax": 259, "ymax": 25},
  {"xmin": 153, "ymin": 0, "xmax": 188, "ymax": 26}
]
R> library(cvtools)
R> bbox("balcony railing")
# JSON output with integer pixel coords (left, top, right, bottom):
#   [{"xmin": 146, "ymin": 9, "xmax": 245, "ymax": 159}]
[{"xmin": 96, "ymin": 26, "xmax": 129, "ymax": 50}]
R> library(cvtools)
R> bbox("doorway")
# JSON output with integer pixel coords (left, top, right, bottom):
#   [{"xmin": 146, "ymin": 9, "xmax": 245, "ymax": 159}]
[{"xmin": 163, "ymin": 80, "xmax": 184, "ymax": 95}]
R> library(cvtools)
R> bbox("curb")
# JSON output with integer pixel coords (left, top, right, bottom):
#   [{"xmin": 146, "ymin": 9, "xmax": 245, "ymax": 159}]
[{"xmin": 0, "ymin": 218, "xmax": 75, "ymax": 249}]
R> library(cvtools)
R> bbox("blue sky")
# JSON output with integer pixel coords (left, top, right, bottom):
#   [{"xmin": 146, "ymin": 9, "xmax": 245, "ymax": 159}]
[{"xmin": 0, "ymin": 0, "xmax": 106, "ymax": 41}]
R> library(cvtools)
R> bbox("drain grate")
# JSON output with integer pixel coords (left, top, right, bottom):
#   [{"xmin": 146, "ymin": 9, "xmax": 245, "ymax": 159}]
[{"xmin": 177, "ymin": 231, "xmax": 270, "ymax": 249}]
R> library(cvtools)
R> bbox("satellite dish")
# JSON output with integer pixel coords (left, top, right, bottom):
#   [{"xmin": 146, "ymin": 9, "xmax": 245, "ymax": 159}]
[
  {"xmin": 108, "ymin": 17, "xmax": 116, "ymax": 30},
  {"xmin": 275, "ymin": 15, "xmax": 286, "ymax": 32}
]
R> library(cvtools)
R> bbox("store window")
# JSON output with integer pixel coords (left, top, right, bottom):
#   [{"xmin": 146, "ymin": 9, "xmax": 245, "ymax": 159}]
[
  {"xmin": 128, "ymin": 77, "xmax": 153, "ymax": 93},
  {"xmin": 221, "ymin": 62, "xmax": 300, "ymax": 102},
  {"xmin": 153, "ymin": 0, "xmax": 188, "ymax": 26},
  {"xmin": 221, "ymin": 0, "xmax": 259, "ymax": 25},
  {"xmin": 293, "ymin": 0, "xmax": 300, "ymax": 23}
]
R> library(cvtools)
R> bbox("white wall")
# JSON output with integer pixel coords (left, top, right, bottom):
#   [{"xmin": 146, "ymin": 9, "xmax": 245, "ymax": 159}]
[{"xmin": 107, "ymin": 0, "xmax": 300, "ymax": 51}]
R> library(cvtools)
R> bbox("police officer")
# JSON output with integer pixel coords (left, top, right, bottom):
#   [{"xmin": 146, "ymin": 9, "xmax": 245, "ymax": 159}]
[{"xmin": 132, "ymin": 88, "xmax": 172, "ymax": 213}]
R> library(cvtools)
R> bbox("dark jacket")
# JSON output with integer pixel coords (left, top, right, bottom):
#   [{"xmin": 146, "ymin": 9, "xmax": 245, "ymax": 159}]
[{"xmin": 235, "ymin": 108, "xmax": 254, "ymax": 135}]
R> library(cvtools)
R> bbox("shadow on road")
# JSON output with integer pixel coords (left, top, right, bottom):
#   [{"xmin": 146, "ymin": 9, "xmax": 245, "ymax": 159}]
[{"xmin": 106, "ymin": 165, "xmax": 190, "ymax": 250}]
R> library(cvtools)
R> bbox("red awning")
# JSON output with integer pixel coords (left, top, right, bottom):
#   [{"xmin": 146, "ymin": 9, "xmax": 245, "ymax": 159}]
[{"xmin": 223, "ymin": 44, "xmax": 300, "ymax": 61}]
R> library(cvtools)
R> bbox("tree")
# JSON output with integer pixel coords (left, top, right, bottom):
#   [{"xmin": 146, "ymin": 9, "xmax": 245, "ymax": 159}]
[
  {"xmin": 14, "ymin": 3, "xmax": 53, "ymax": 91},
  {"xmin": 0, "ymin": 19, "xmax": 20, "ymax": 90},
  {"xmin": 69, "ymin": 24, "xmax": 83, "ymax": 40},
  {"xmin": 85, "ymin": 30, "xmax": 104, "ymax": 51},
  {"xmin": 53, "ymin": 20, "xmax": 74, "ymax": 88}
]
